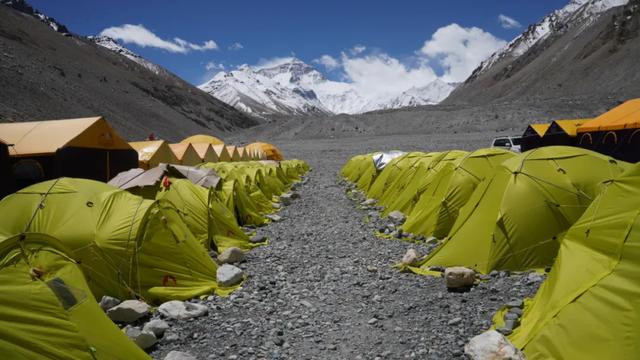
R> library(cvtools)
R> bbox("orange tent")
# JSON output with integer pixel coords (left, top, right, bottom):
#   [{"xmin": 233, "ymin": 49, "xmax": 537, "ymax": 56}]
[
  {"xmin": 169, "ymin": 143, "xmax": 202, "ymax": 166},
  {"xmin": 180, "ymin": 134, "xmax": 224, "ymax": 145},
  {"xmin": 191, "ymin": 143, "xmax": 218, "ymax": 163},
  {"xmin": 246, "ymin": 142, "xmax": 284, "ymax": 161},
  {"xmin": 0, "ymin": 117, "xmax": 137, "ymax": 184},
  {"xmin": 226, "ymin": 146, "xmax": 241, "ymax": 162},
  {"xmin": 578, "ymin": 99, "xmax": 640, "ymax": 132},
  {"xmin": 129, "ymin": 140, "xmax": 179, "ymax": 169}
]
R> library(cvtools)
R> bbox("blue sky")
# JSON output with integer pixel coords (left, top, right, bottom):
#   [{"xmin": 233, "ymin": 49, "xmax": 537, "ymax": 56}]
[{"xmin": 29, "ymin": 0, "xmax": 567, "ymax": 85}]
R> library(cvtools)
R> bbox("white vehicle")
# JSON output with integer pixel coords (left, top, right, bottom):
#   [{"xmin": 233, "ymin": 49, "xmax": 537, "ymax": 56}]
[{"xmin": 491, "ymin": 136, "xmax": 522, "ymax": 153}]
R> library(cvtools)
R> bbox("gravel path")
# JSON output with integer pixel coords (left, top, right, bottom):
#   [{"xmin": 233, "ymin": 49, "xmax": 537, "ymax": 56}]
[{"xmin": 151, "ymin": 134, "xmax": 541, "ymax": 360}]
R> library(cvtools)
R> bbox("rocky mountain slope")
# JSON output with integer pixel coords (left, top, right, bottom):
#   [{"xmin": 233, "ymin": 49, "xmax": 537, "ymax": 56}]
[
  {"xmin": 0, "ymin": 1, "xmax": 258, "ymax": 140},
  {"xmin": 445, "ymin": 0, "xmax": 640, "ymax": 105},
  {"xmin": 200, "ymin": 58, "xmax": 455, "ymax": 117}
]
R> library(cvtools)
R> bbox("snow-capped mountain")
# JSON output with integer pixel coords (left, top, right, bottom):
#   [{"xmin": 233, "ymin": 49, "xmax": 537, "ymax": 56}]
[
  {"xmin": 89, "ymin": 36, "xmax": 165, "ymax": 75},
  {"xmin": 470, "ymin": 0, "xmax": 629, "ymax": 80},
  {"xmin": 199, "ymin": 58, "xmax": 455, "ymax": 116}
]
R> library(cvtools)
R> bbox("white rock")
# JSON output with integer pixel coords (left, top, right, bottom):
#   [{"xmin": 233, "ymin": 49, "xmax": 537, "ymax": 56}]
[
  {"xmin": 266, "ymin": 214, "xmax": 283, "ymax": 222},
  {"xmin": 106, "ymin": 300, "xmax": 150, "ymax": 323},
  {"xmin": 99, "ymin": 295, "xmax": 121, "ymax": 312},
  {"xmin": 250, "ymin": 235, "xmax": 267, "ymax": 244},
  {"xmin": 143, "ymin": 319, "xmax": 169, "ymax": 338},
  {"xmin": 217, "ymin": 264, "xmax": 244, "ymax": 286},
  {"xmin": 401, "ymin": 249, "xmax": 419, "ymax": 266},
  {"xmin": 164, "ymin": 351, "xmax": 198, "ymax": 360},
  {"xmin": 361, "ymin": 198, "xmax": 377, "ymax": 206},
  {"xmin": 125, "ymin": 326, "xmax": 157, "ymax": 350},
  {"xmin": 464, "ymin": 330, "xmax": 525, "ymax": 360},
  {"xmin": 444, "ymin": 267, "xmax": 476, "ymax": 289},
  {"xmin": 387, "ymin": 210, "xmax": 406, "ymax": 224},
  {"xmin": 158, "ymin": 300, "xmax": 208, "ymax": 320},
  {"xmin": 217, "ymin": 247, "xmax": 246, "ymax": 264}
]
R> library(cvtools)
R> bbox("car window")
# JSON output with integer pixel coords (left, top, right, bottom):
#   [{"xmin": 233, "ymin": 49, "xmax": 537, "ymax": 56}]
[{"xmin": 493, "ymin": 138, "xmax": 511, "ymax": 147}]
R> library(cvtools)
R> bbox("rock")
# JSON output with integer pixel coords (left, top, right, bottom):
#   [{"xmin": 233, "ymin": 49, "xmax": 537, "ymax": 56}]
[
  {"xmin": 217, "ymin": 264, "xmax": 244, "ymax": 286},
  {"xmin": 447, "ymin": 317, "xmax": 462, "ymax": 326},
  {"xmin": 125, "ymin": 326, "xmax": 157, "ymax": 350},
  {"xmin": 444, "ymin": 267, "xmax": 476, "ymax": 289},
  {"xmin": 289, "ymin": 191, "xmax": 300, "ymax": 199},
  {"xmin": 106, "ymin": 300, "xmax": 150, "ymax": 323},
  {"xmin": 158, "ymin": 300, "xmax": 208, "ymax": 320},
  {"xmin": 280, "ymin": 196, "xmax": 292, "ymax": 206},
  {"xmin": 400, "ymin": 249, "xmax": 419, "ymax": 266},
  {"xmin": 99, "ymin": 295, "xmax": 121, "ymax": 312},
  {"xmin": 250, "ymin": 235, "xmax": 267, "ymax": 244},
  {"xmin": 143, "ymin": 319, "xmax": 169, "ymax": 338},
  {"xmin": 361, "ymin": 198, "xmax": 377, "ymax": 206},
  {"xmin": 504, "ymin": 312, "xmax": 519, "ymax": 321},
  {"xmin": 464, "ymin": 330, "xmax": 525, "ymax": 360},
  {"xmin": 508, "ymin": 307, "xmax": 523, "ymax": 316},
  {"xmin": 366, "ymin": 265, "xmax": 378, "ymax": 272},
  {"xmin": 367, "ymin": 318, "xmax": 378, "ymax": 325},
  {"xmin": 505, "ymin": 299, "xmax": 524, "ymax": 309},
  {"xmin": 272, "ymin": 203, "xmax": 282, "ymax": 209},
  {"xmin": 217, "ymin": 247, "xmax": 246, "ymax": 264},
  {"xmin": 387, "ymin": 210, "xmax": 406, "ymax": 225},
  {"xmin": 504, "ymin": 319, "xmax": 519, "ymax": 331},
  {"xmin": 526, "ymin": 272, "xmax": 544, "ymax": 284},
  {"xmin": 164, "ymin": 350, "xmax": 198, "ymax": 360},
  {"xmin": 266, "ymin": 214, "xmax": 283, "ymax": 222}
]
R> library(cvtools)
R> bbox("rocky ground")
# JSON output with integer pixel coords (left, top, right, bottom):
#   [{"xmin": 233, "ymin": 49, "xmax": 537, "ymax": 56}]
[{"xmin": 151, "ymin": 133, "xmax": 543, "ymax": 359}]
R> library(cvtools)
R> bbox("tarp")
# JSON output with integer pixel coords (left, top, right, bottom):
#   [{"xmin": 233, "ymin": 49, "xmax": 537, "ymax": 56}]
[
  {"xmin": 180, "ymin": 134, "xmax": 224, "ymax": 145},
  {"xmin": 0, "ymin": 234, "xmax": 150, "ymax": 359},
  {"xmin": 402, "ymin": 148, "xmax": 516, "ymax": 239},
  {"xmin": 0, "ymin": 178, "xmax": 236, "ymax": 303},
  {"xmin": 169, "ymin": 143, "xmax": 202, "ymax": 166},
  {"xmin": 109, "ymin": 163, "xmax": 221, "ymax": 191},
  {"xmin": 508, "ymin": 163, "xmax": 640, "ymax": 359},
  {"xmin": 373, "ymin": 151, "xmax": 406, "ymax": 170},
  {"xmin": 0, "ymin": 117, "xmax": 132, "ymax": 157},
  {"xmin": 578, "ymin": 98, "xmax": 640, "ymax": 132},
  {"xmin": 129, "ymin": 140, "xmax": 179, "ymax": 169},
  {"xmin": 405, "ymin": 147, "xmax": 630, "ymax": 275}
]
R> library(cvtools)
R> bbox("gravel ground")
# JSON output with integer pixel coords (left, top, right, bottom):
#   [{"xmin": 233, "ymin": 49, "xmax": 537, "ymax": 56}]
[{"xmin": 151, "ymin": 133, "xmax": 542, "ymax": 359}]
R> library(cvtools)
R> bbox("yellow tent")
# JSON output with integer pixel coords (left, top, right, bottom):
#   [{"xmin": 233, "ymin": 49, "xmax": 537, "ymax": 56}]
[
  {"xmin": 226, "ymin": 146, "xmax": 241, "ymax": 162},
  {"xmin": 169, "ymin": 143, "xmax": 202, "ymax": 166},
  {"xmin": 191, "ymin": 143, "xmax": 218, "ymax": 163},
  {"xmin": 578, "ymin": 98, "xmax": 640, "ymax": 132},
  {"xmin": 129, "ymin": 140, "xmax": 179, "ymax": 169},
  {"xmin": 237, "ymin": 147, "xmax": 251, "ymax": 161},
  {"xmin": 521, "ymin": 123, "xmax": 551, "ymax": 151},
  {"xmin": 246, "ymin": 142, "xmax": 284, "ymax": 161},
  {"xmin": 180, "ymin": 134, "xmax": 224, "ymax": 145},
  {"xmin": 212, "ymin": 145, "xmax": 232, "ymax": 162},
  {"xmin": 0, "ymin": 117, "xmax": 137, "ymax": 182}
]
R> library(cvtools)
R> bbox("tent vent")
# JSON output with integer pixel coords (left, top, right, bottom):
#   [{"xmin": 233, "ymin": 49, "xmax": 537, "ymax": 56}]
[{"xmin": 47, "ymin": 277, "xmax": 78, "ymax": 310}]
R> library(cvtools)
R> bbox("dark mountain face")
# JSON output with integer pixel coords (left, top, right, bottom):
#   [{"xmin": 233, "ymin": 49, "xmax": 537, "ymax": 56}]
[
  {"xmin": 0, "ymin": 3, "xmax": 258, "ymax": 141},
  {"xmin": 445, "ymin": 0, "xmax": 640, "ymax": 106}
]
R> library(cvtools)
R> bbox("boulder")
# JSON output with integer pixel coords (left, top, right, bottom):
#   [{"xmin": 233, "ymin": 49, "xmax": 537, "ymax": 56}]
[
  {"xmin": 361, "ymin": 198, "xmax": 377, "ymax": 206},
  {"xmin": 125, "ymin": 326, "xmax": 157, "ymax": 350},
  {"xmin": 400, "ymin": 249, "xmax": 419, "ymax": 266},
  {"xmin": 164, "ymin": 351, "xmax": 198, "ymax": 360},
  {"xmin": 217, "ymin": 247, "xmax": 246, "ymax": 264},
  {"xmin": 266, "ymin": 214, "xmax": 283, "ymax": 222},
  {"xmin": 217, "ymin": 264, "xmax": 244, "ymax": 286},
  {"xmin": 143, "ymin": 319, "xmax": 169, "ymax": 338},
  {"xmin": 250, "ymin": 235, "xmax": 267, "ymax": 244},
  {"xmin": 444, "ymin": 267, "xmax": 476, "ymax": 289},
  {"xmin": 99, "ymin": 295, "xmax": 121, "ymax": 312},
  {"xmin": 106, "ymin": 300, "xmax": 150, "ymax": 323},
  {"xmin": 158, "ymin": 300, "xmax": 208, "ymax": 320},
  {"xmin": 387, "ymin": 210, "xmax": 406, "ymax": 225},
  {"xmin": 465, "ymin": 330, "xmax": 525, "ymax": 360}
]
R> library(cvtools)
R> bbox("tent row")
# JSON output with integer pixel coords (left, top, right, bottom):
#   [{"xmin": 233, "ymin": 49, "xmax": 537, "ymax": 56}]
[
  {"xmin": 343, "ymin": 146, "xmax": 640, "ymax": 359},
  {"xmin": 0, "ymin": 117, "xmax": 286, "ymax": 198},
  {"xmin": 520, "ymin": 98, "xmax": 640, "ymax": 162},
  {"xmin": 0, "ymin": 158, "xmax": 308, "ymax": 358}
]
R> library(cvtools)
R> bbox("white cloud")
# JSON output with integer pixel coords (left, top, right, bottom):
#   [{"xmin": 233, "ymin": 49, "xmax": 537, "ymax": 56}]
[
  {"xmin": 350, "ymin": 45, "xmax": 366, "ymax": 55},
  {"xmin": 498, "ymin": 14, "xmax": 522, "ymax": 29},
  {"xmin": 254, "ymin": 56, "xmax": 297, "ymax": 70},
  {"xmin": 420, "ymin": 23, "xmax": 506, "ymax": 82},
  {"xmin": 313, "ymin": 55, "xmax": 340, "ymax": 70},
  {"xmin": 100, "ymin": 24, "xmax": 218, "ymax": 54},
  {"xmin": 340, "ymin": 52, "xmax": 437, "ymax": 98},
  {"xmin": 228, "ymin": 42, "xmax": 244, "ymax": 51},
  {"xmin": 205, "ymin": 61, "xmax": 225, "ymax": 71}
]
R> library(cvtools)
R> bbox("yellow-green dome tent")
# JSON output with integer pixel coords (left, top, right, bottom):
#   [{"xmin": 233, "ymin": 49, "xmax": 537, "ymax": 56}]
[
  {"xmin": 508, "ymin": 162, "xmax": 640, "ymax": 359},
  {"xmin": 0, "ymin": 178, "xmax": 236, "ymax": 303},
  {"xmin": 0, "ymin": 234, "xmax": 149, "ymax": 359},
  {"xmin": 381, "ymin": 150, "xmax": 469, "ymax": 216},
  {"xmin": 405, "ymin": 147, "xmax": 629, "ymax": 275},
  {"xmin": 366, "ymin": 152, "xmax": 429, "ymax": 200},
  {"xmin": 402, "ymin": 148, "xmax": 516, "ymax": 239}
]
